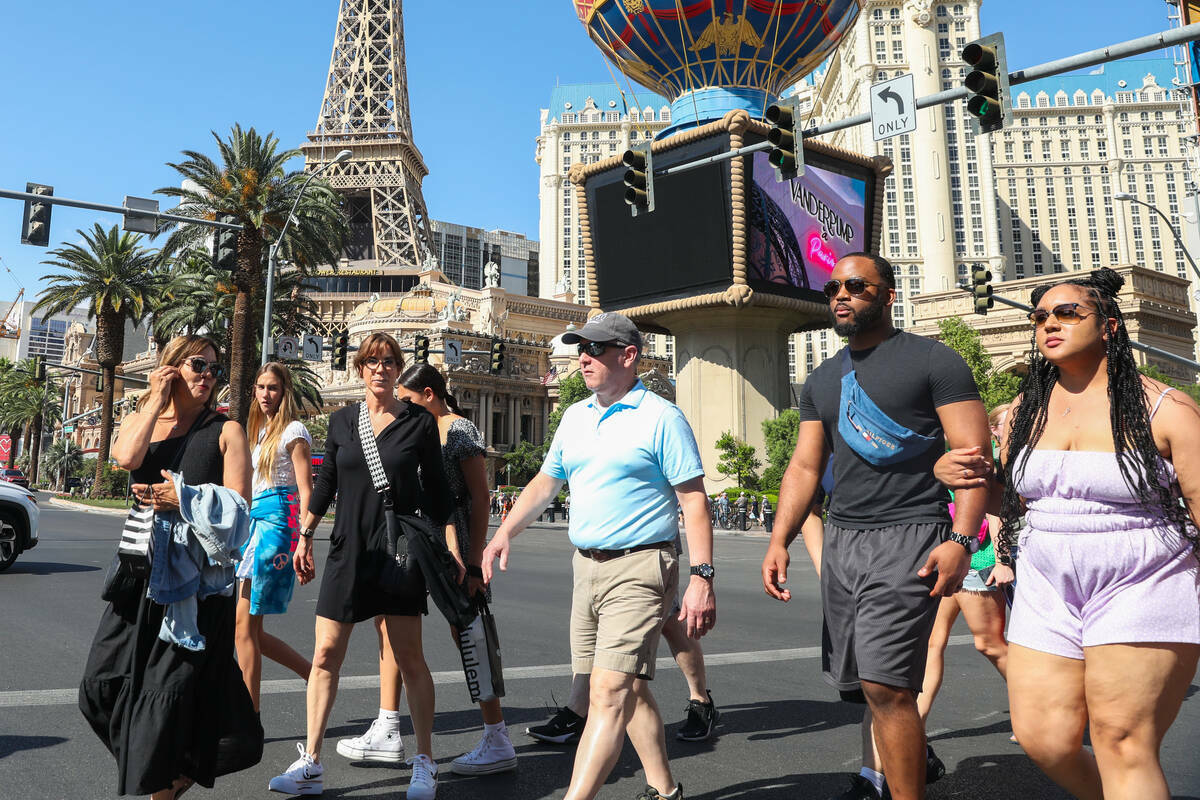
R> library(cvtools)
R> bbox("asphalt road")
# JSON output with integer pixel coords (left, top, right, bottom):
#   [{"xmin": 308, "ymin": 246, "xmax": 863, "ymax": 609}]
[{"xmin": 2, "ymin": 496, "xmax": 1198, "ymax": 800}]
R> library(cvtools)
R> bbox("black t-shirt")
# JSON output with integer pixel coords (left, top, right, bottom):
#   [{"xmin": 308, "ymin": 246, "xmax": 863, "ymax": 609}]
[{"xmin": 798, "ymin": 330, "xmax": 979, "ymax": 529}]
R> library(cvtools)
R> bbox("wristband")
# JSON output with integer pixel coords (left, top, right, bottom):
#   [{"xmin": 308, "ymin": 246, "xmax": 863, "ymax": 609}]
[
  {"xmin": 466, "ymin": 565, "xmax": 484, "ymax": 579},
  {"xmin": 997, "ymin": 553, "xmax": 1013, "ymax": 567}
]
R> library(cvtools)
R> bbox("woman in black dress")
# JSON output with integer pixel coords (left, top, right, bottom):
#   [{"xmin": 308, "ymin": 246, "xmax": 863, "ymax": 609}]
[
  {"xmin": 272, "ymin": 333, "xmax": 453, "ymax": 799},
  {"xmin": 80, "ymin": 334, "xmax": 256, "ymax": 799}
]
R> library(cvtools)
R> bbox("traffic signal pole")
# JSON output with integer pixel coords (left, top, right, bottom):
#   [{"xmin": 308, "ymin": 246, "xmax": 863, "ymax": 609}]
[
  {"xmin": 0, "ymin": 187, "xmax": 243, "ymax": 231},
  {"xmin": 654, "ymin": 23, "xmax": 1200, "ymax": 180}
]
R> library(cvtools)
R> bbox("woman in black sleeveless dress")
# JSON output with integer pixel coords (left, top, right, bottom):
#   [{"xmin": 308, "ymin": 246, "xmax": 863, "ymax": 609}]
[{"xmin": 79, "ymin": 335, "xmax": 257, "ymax": 799}]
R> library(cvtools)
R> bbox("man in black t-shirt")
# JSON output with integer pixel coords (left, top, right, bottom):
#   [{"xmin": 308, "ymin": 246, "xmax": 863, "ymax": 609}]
[{"xmin": 761, "ymin": 253, "xmax": 989, "ymax": 800}]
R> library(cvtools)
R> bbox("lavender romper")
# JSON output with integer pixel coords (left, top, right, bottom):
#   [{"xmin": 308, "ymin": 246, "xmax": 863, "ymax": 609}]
[{"xmin": 1009, "ymin": 389, "xmax": 1200, "ymax": 659}]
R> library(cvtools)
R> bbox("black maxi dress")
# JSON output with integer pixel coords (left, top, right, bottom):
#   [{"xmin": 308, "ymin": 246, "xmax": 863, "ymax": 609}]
[
  {"xmin": 78, "ymin": 413, "xmax": 262, "ymax": 796},
  {"xmin": 311, "ymin": 400, "xmax": 454, "ymax": 623}
]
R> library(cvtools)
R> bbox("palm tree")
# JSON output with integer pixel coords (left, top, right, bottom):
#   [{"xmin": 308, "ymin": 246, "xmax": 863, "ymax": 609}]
[
  {"xmin": 34, "ymin": 224, "xmax": 161, "ymax": 488},
  {"xmin": 0, "ymin": 358, "xmax": 21, "ymax": 448},
  {"xmin": 43, "ymin": 437, "xmax": 84, "ymax": 491},
  {"xmin": 158, "ymin": 124, "xmax": 347, "ymax": 422},
  {"xmin": 0, "ymin": 361, "xmax": 61, "ymax": 485},
  {"xmin": 154, "ymin": 251, "xmax": 326, "ymax": 410}
]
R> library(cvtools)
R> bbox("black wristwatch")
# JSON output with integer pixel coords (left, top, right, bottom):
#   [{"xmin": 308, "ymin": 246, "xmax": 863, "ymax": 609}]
[
  {"xmin": 947, "ymin": 532, "xmax": 980, "ymax": 554},
  {"xmin": 300, "ymin": 527, "xmax": 316, "ymax": 539},
  {"xmin": 689, "ymin": 563, "xmax": 715, "ymax": 581}
]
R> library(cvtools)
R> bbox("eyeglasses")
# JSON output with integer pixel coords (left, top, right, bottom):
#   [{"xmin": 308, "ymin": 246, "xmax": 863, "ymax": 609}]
[
  {"xmin": 1028, "ymin": 303, "xmax": 1098, "ymax": 328},
  {"xmin": 577, "ymin": 341, "xmax": 623, "ymax": 357},
  {"xmin": 185, "ymin": 357, "xmax": 226, "ymax": 381},
  {"xmin": 822, "ymin": 277, "xmax": 879, "ymax": 299},
  {"xmin": 361, "ymin": 356, "xmax": 398, "ymax": 369}
]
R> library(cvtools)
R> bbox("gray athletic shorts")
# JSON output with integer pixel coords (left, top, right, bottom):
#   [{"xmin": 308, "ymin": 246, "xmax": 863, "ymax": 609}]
[{"xmin": 821, "ymin": 521, "xmax": 949, "ymax": 694}]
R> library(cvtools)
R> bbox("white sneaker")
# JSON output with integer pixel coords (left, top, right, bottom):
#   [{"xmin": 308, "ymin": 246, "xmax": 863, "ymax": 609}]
[
  {"xmin": 406, "ymin": 753, "xmax": 439, "ymax": 800},
  {"xmin": 268, "ymin": 743, "xmax": 324, "ymax": 795},
  {"xmin": 448, "ymin": 728, "xmax": 518, "ymax": 775},
  {"xmin": 336, "ymin": 718, "xmax": 405, "ymax": 762}
]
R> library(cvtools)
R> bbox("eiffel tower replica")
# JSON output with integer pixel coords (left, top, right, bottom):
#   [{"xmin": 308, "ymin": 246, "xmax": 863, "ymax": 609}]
[{"xmin": 302, "ymin": 0, "xmax": 438, "ymax": 324}]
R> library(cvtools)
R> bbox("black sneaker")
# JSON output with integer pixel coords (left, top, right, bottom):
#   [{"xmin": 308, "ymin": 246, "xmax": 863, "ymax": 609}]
[
  {"xmin": 676, "ymin": 690, "xmax": 719, "ymax": 741},
  {"xmin": 526, "ymin": 707, "xmax": 586, "ymax": 744},
  {"xmin": 635, "ymin": 783, "xmax": 682, "ymax": 800},
  {"xmin": 829, "ymin": 775, "xmax": 883, "ymax": 800},
  {"xmin": 926, "ymin": 744, "xmax": 946, "ymax": 784}
]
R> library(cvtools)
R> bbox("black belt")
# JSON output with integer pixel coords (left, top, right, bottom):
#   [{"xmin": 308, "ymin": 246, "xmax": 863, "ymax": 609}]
[{"xmin": 576, "ymin": 540, "xmax": 672, "ymax": 563}]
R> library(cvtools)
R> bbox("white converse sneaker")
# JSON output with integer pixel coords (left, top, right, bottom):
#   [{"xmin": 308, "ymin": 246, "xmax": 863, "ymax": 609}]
[
  {"xmin": 268, "ymin": 743, "xmax": 324, "ymax": 795},
  {"xmin": 448, "ymin": 727, "xmax": 518, "ymax": 775},
  {"xmin": 336, "ymin": 718, "xmax": 405, "ymax": 762},
  {"xmin": 406, "ymin": 753, "xmax": 439, "ymax": 800}
]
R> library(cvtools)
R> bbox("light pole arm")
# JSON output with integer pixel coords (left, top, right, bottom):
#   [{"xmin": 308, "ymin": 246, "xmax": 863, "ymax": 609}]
[
  {"xmin": 260, "ymin": 156, "xmax": 344, "ymax": 366},
  {"xmin": 1130, "ymin": 196, "xmax": 1200, "ymax": 285}
]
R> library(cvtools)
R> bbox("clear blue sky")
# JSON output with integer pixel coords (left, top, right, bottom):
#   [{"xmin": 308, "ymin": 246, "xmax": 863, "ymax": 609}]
[{"xmin": 0, "ymin": 0, "xmax": 1177, "ymax": 301}]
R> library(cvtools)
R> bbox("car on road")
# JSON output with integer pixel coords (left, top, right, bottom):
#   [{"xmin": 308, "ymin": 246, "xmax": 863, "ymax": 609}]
[
  {"xmin": 0, "ymin": 467, "xmax": 30, "ymax": 490},
  {"xmin": 0, "ymin": 480, "xmax": 39, "ymax": 572}
]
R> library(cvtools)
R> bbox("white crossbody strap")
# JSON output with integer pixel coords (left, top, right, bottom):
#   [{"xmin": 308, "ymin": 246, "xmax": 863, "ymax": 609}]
[{"xmin": 358, "ymin": 402, "xmax": 390, "ymax": 494}]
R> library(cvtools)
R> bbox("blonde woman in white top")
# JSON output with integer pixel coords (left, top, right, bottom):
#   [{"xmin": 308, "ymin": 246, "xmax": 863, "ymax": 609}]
[{"xmin": 235, "ymin": 362, "xmax": 314, "ymax": 711}]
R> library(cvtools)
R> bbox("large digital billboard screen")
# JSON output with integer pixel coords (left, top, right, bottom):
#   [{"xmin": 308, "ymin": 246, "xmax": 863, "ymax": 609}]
[
  {"xmin": 585, "ymin": 134, "xmax": 734, "ymax": 311},
  {"xmin": 746, "ymin": 148, "xmax": 873, "ymax": 300}
]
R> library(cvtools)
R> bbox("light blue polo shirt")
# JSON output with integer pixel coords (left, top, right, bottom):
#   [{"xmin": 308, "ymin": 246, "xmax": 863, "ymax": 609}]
[{"xmin": 542, "ymin": 380, "xmax": 705, "ymax": 549}]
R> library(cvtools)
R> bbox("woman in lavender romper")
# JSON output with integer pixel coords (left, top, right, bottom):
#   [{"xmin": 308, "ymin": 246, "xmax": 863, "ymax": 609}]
[{"xmin": 939, "ymin": 268, "xmax": 1199, "ymax": 800}]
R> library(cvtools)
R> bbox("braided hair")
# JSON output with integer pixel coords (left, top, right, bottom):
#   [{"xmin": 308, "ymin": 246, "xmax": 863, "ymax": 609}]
[{"xmin": 999, "ymin": 267, "xmax": 1198, "ymax": 561}]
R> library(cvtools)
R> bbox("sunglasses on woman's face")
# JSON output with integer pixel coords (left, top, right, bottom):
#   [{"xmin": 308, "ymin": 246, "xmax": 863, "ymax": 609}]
[
  {"xmin": 578, "ymin": 341, "xmax": 620, "ymax": 357},
  {"xmin": 822, "ymin": 277, "xmax": 878, "ymax": 299},
  {"xmin": 185, "ymin": 357, "xmax": 226, "ymax": 382},
  {"xmin": 1028, "ymin": 302, "xmax": 1097, "ymax": 328}
]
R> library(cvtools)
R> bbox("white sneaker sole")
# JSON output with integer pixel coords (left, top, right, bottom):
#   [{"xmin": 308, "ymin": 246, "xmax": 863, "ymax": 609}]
[
  {"xmin": 447, "ymin": 755, "xmax": 518, "ymax": 775},
  {"xmin": 336, "ymin": 739, "xmax": 405, "ymax": 763},
  {"xmin": 268, "ymin": 778, "xmax": 323, "ymax": 795}
]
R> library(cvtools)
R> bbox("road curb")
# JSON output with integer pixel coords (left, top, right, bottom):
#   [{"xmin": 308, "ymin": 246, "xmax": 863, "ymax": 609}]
[{"xmin": 47, "ymin": 497, "xmax": 131, "ymax": 517}]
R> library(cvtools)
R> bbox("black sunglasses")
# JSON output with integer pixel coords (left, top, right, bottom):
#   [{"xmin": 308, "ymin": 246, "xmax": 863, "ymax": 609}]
[
  {"xmin": 185, "ymin": 357, "xmax": 226, "ymax": 381},
  {"xmin": 822, "ymin": 277, "xmax": 879, "ymax": 299},
  {"xmin": 577, "ymin": 341, "xmax": 624, "ymax": 357},
  {"xmin": 1028, "ymin": 302, "xmax": 1098, "ymax": 328}
]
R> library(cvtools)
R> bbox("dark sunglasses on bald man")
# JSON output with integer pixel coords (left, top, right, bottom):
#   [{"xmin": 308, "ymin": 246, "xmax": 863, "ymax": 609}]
[
  {"xmin": 822, "ymin": 277, "xmax": 880, "ymax": 299},
  {"xmin": 185, "ymin": 357, "xmax": 226, "ymax": 382}
]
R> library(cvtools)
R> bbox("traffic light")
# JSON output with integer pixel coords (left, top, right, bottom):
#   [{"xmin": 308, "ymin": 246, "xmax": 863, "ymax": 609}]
[
  {"xmin": 962, "ymin": 33, "xmax": 1011, "ymax": 134},
  {"xmin": 972, "ymin": 268, "xmax": 994, "ymax": 315},
  {"xmin": 32, "ymin": 355, "xmax": 45, "ymax": 382},
  {"xmin": 95, "ymin": 373, "xmax": 104, "ymax": 392},
  {"xmin": 21, "ymin": 183, "xmax": 54, "ymax": 247},
  {"xmin": 489, "ymin": 340, "xmax": 506, "ymax": 375},
  {"xmin": 212, "ymin": 213, "xmax": 238, "ymax": 271},
  {"xmin": 331, "ymin": 328, "xmax": 349, "ymax": 371},
  {"xmin": 621, "ymin": 144, "xmax": 655, "ymax": 216},
  {"xmin": 765, "ymin": 99, "xmax": 805, "ymax": 181},
  {"xmin": 414, "ymin": 334, "xmax": 429, "ymax": 364}
]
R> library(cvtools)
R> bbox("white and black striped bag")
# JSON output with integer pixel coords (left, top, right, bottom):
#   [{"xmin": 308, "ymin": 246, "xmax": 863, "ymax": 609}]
[{"xmin": 118, "ymin": 501, "xmax": 155, "ymax": 565}]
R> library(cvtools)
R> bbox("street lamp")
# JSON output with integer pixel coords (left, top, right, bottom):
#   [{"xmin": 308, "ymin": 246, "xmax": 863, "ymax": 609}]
[
  {"xmin": 261, "ymin": 148, "xmax": 352, "ymax": 365},
  {"xmin": 1114, "ymin": 191, "xmax": 1200, "ymax": 288}
]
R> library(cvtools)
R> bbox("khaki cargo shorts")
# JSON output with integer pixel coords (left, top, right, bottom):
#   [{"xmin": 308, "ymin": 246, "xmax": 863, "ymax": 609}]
[{"xmin": 570, "ymin": 544, "xmax": 678, "ymax": 679}]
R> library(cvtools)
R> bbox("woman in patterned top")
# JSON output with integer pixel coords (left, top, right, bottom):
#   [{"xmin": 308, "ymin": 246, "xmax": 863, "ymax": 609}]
[
  {"xmin": 235, "ymin": 362, "xmax": 314, "ymax": 711},
  {"xmin": 336, "ymin": 363, "xmax": 517, "ymax": 777}
]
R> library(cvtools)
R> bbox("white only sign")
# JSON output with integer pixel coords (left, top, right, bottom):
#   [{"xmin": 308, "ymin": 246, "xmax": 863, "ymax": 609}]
[
  {"xmin": 870, "ymin": 73, "xmax": 917, "ymax": 142},
  {"xmin": 275, "ymin": 335, "xmax": 300, "ymax": 360},
  {"xmin": 443, "ymin": 338, "xmax": 462, "ymax": 366},
  {"xmin": 303, "ymin": 334, "xmax": 323, "ymax": 361}
]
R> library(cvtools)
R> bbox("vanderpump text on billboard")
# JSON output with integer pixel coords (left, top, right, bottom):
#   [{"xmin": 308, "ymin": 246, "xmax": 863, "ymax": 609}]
[{"xmin": 747, "ymin": 150, "xmax": 869, "ymax": 296}]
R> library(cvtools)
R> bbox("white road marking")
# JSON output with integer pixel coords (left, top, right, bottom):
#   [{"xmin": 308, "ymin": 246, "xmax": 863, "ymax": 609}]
[{"xmin": 0, "ymin": 636, "xmax": 975, "ymax": 709}]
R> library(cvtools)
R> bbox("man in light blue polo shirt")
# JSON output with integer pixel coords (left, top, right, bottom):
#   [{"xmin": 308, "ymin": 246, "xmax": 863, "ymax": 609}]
[{"xmin": 483, "ymin": 311, "xmax": 716, "ymax": 800}]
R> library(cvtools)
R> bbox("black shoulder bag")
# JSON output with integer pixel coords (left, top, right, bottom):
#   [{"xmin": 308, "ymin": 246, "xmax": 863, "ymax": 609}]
[{"xmin": 359, "ymin": 402, "xmax": 478, "ymax": 629}]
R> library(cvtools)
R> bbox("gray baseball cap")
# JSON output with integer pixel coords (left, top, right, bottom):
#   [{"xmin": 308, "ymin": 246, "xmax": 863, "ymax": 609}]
[{"xmin": 560, "ymin": 311, "xmax": 643, "ymax": 351}]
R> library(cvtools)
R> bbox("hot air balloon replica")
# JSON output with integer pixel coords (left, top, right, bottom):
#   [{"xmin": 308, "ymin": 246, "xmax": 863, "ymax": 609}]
[{"xmin": 569, "ymin": 0, "xmax": 892, "ymax": 488}]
